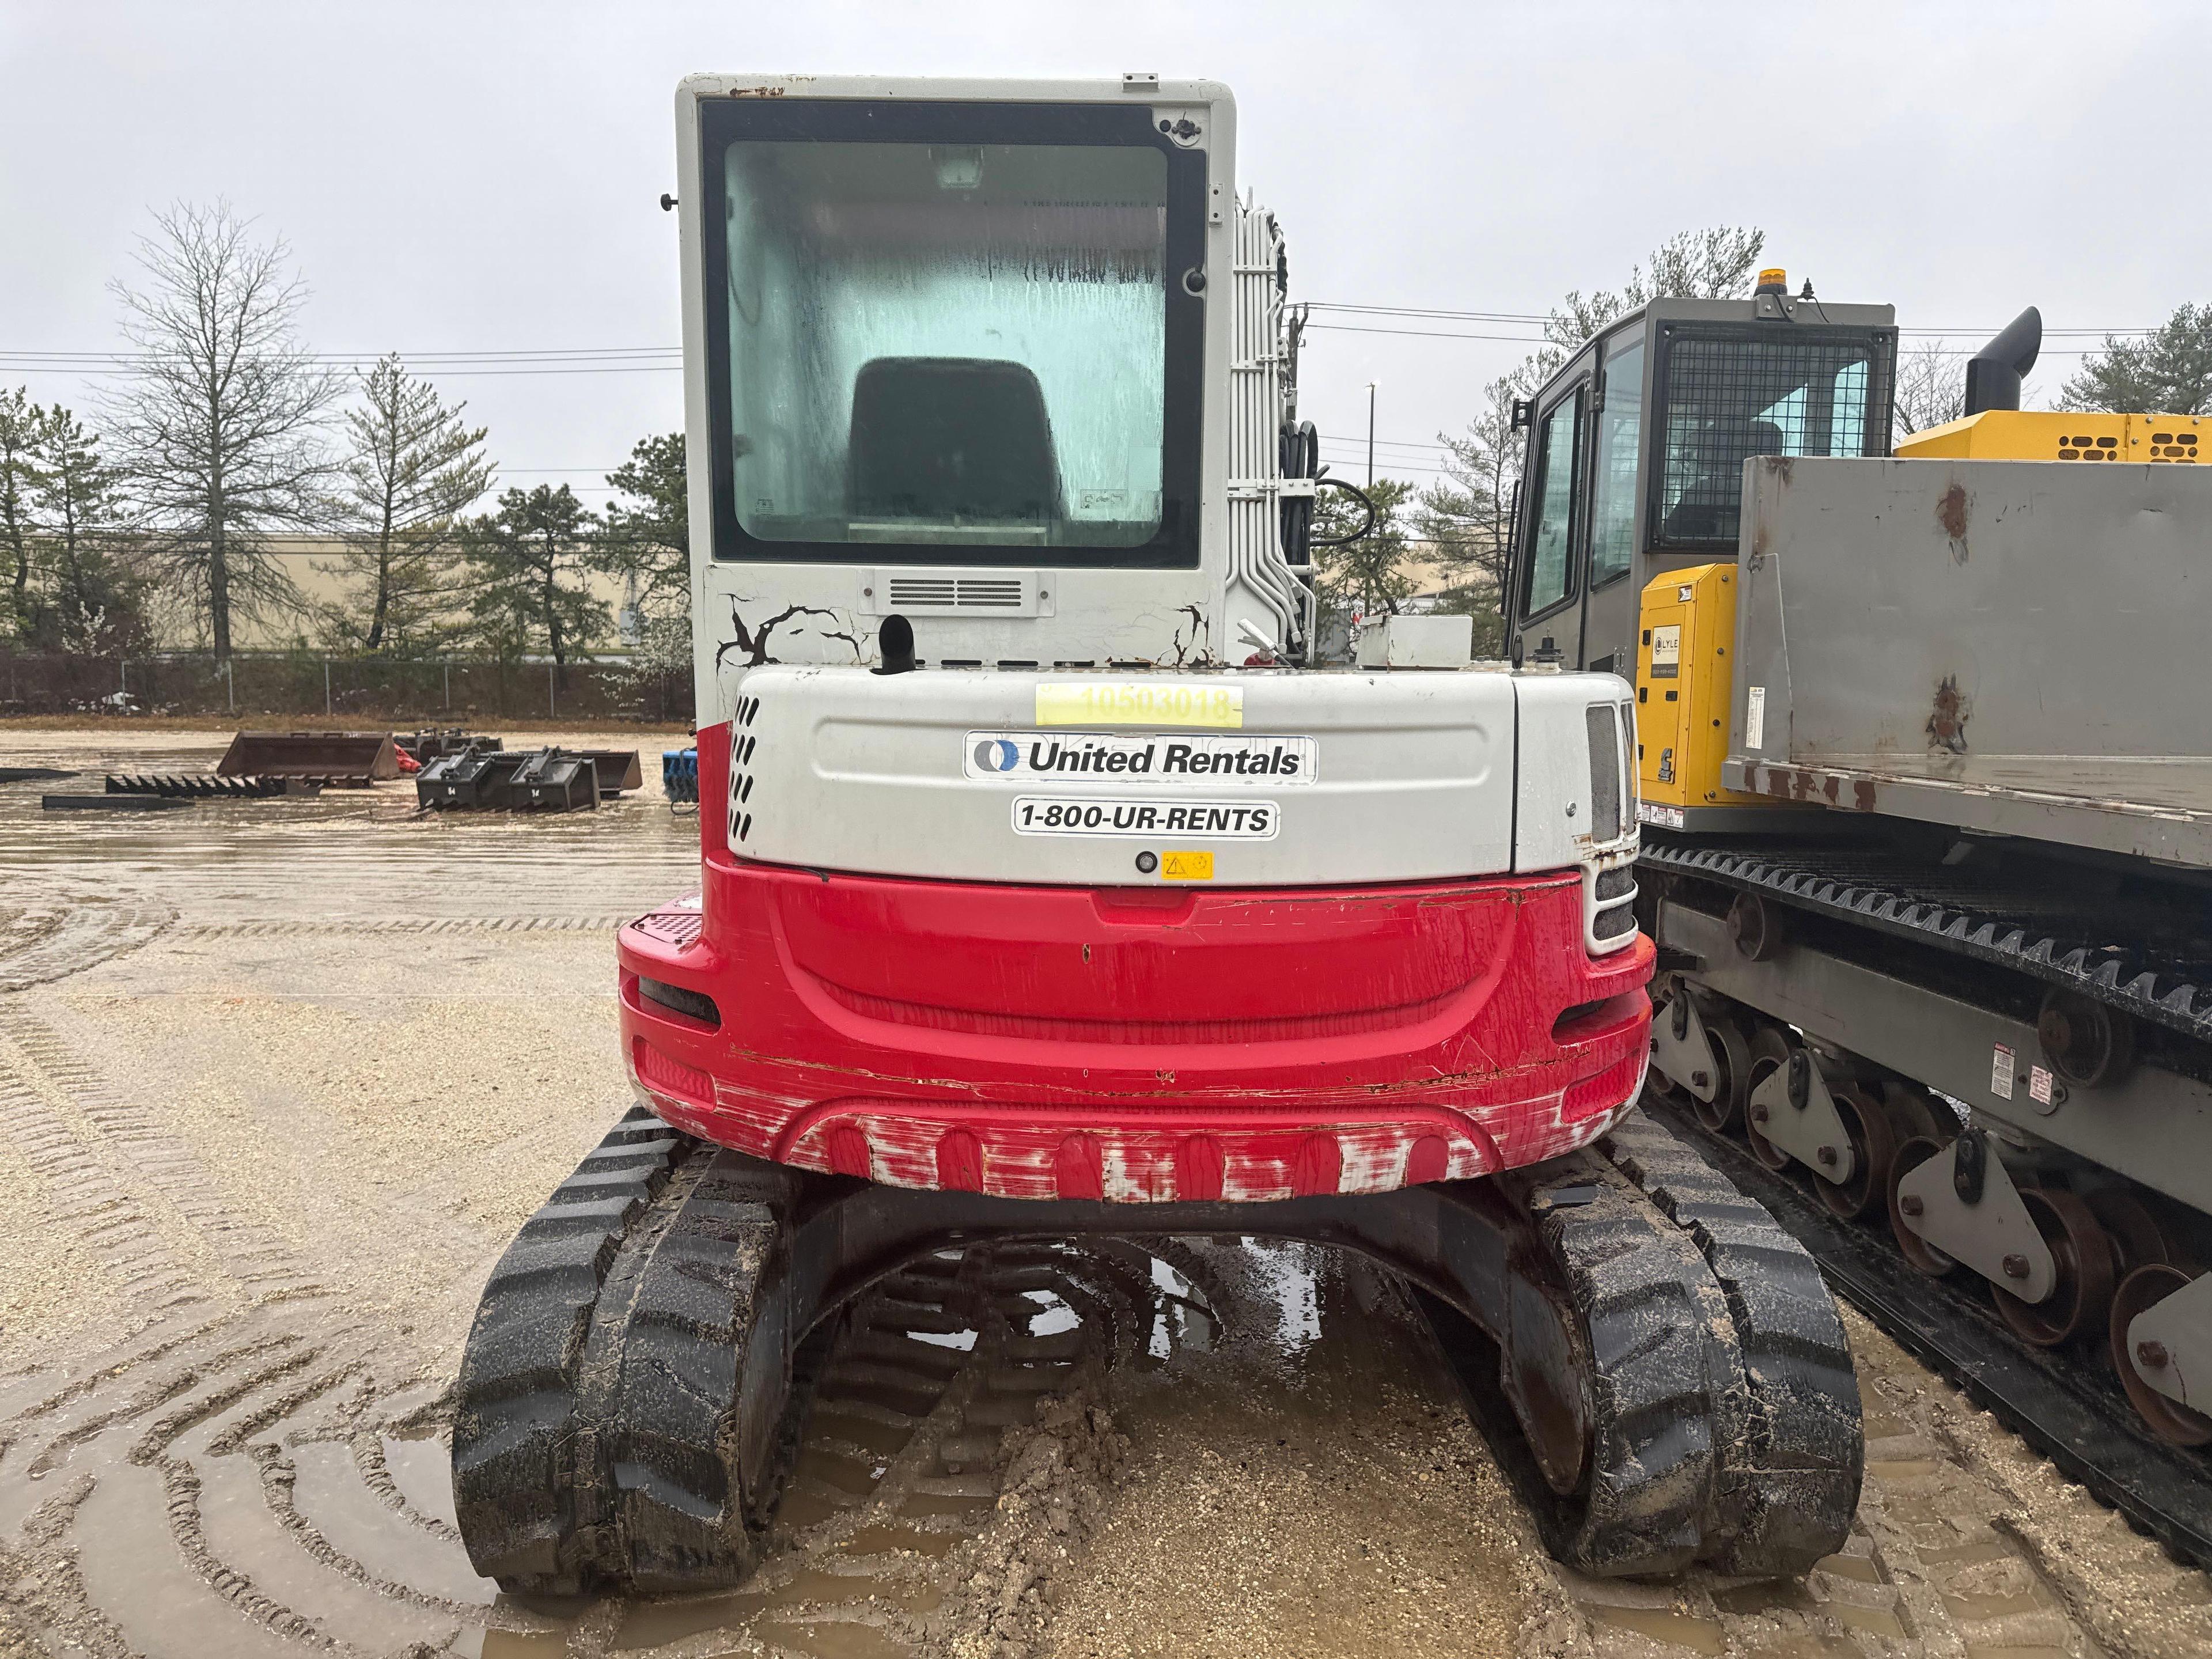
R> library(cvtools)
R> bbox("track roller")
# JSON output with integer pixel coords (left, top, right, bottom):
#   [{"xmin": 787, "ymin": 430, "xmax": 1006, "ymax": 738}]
[
  {"xmin": 1817, "ymin": 1081, "xmax": 1897, "ymax": 1223},
  {"xmin": 1991, "ymin": 1187, "xmax": 2116, "ymax": 1349},
  {"xmin": 2111, "ymin": 1265, "xmax": 2212, "ymax": 1447},
  {"xmin": 1740, "ymin": 1027, "xmax": 1796, "ymax": 1173},
  {"xmin": 1887, "ymin": 1136, "xmax": 1959, "ymax": 1278},
  {"xmin": 450, "ymin": 1107, "xmax": 816, "ymax": 1596}
]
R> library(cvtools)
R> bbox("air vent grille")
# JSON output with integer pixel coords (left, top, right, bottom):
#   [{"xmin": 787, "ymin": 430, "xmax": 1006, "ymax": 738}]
[
  {"xmin": 728, "ymin": 693, "xmax": 764, "ymax": 847},
  {"xmin": 884, "ymin": 574, "xmax": 1030, "ymax": 611}
]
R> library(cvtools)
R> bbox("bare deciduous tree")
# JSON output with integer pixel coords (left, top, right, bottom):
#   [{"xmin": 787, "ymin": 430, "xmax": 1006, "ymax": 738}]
[
  {"xmin": 106, "ymin": 202, "xmax": 340, "ymax": 657},
  {"xmin": 1545, "ymin": 226, "xmax": 1768, "ymax": 362},
  {"xmin": 1893, "ymin": 339, "xmax": 1967, "ymax": 441},
  {"xmin": 1423, "ymin": 226, "xmax": 1768, "ymax": 647},
  {"xmin": 324, "ymin": 354, "xmax": 491, "ymax": 652}
]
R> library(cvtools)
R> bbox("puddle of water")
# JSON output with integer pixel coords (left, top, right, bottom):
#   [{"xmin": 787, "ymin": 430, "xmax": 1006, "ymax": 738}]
[
  {"xmin": 1938, "ymin": 1588, "xmax": 2047, "ymax": 1623},
  {"xmin": 1828, "ymin": 1600, "xmax": 1910, "ymax": 1639},
  {"xmin": 805, "ymin": 1411, "xmax": 915, "ymax": 1459},
  {"xmin": 381, "ymin": 1431, "xmax": 462, "ymax": 1529},
  {"xmin": 777, "ymin": 1485, "xmax": 856, "ymax": 1529},
  {"xmin": 749, "ymin": 1618, "xmax": 911, "ymax": 1659},
  {"xmin": 75, "ymin": 1461, "xmax": 305, "ymax": 1659},
  {"xmin": 817, "ymin": 1380, "xmax": 937, "ymax": 1421},
  {"xmin": 1710, "ymin": 1580, "xmax": 1816, "ymax": 1616},
  {"xmin": 1816, "ymin": 1552, "xmax": 1884, "ymax": 1584},
  {"xmin": 191, "ymin": 1448, "xmax": 454, "ymax": 1650},
  {"xmin": 287, "ymin": 1440, "xmax": 495, "ymax": 1605},
  {"xmin": 0, "ymin": 749, "xmax": 698, "ymax": 928},
  {"xmin": 1025, "ymin": 1297, "xmax": 1080, "ymax": 1339},
  {"xmin": 1241, "ymin": 1240, "xmax": 1324, "ymax": 1355},
  {"xmin": 791, "ymin": 1446, "xmax": 885, "ymax": 1498},
  {"xmin": 1585, "ymin": 1604, "xmax": 1727, "ymax": 1656},
  {"xmin": 835, "ymin": 1523, "xmax": 959, "ymax": 1559},
  {"xmin": 613, "ymin": 1569, "xmax": 940, "ymax": 1649},
  {"xmin": 895, "ymin": 1491, "xmax": 995, "ymax": 1521},
  {"xmin": 903, "ymin": 1328, "xmax": 975, "ymax": 1351},
  {"xmin": 474, "ymin": 1631, "xmax": 571, "ymax": 1659}
]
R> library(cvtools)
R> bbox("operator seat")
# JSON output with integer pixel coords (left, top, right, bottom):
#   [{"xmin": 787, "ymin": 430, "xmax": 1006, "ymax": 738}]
[
  {"xmin": 849, "ymin": 357, "xmax": 1062, "ymax": 526},
  {"xmin": 1659, "ymin": 416, "xmax": 1787, "ymax": 542}
]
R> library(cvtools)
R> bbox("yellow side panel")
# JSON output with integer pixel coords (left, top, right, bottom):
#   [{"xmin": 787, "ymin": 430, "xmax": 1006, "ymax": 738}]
[
  {"xmin": 1635, "ymin": 564, "xmax": 1761, "ymax": 815},
  {"xmin": 1896, "ymin": 409, "xmax": 2207, "ymax": 463}
]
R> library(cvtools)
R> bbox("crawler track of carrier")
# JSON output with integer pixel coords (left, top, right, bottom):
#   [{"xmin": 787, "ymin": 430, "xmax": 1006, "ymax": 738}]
[
  {"xmin": 453, "ymin": 1103, "xmax": 1863, "ymax": 1593},
  {"xmin": 1641, "ymin": 842, "xmax": 2212, "ymax": 1569}
]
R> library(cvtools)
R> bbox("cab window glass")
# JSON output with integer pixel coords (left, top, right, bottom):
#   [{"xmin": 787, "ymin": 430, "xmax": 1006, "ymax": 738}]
[
  {"xmin": 1587, "ymin": 340, "xmax": 1644, "ymax": 587},
  {"xmin": 1653, "ymin": 332, "xmax": 1889, "ymax": 550},
  {"xmin": 1521, "ymin": 391, "xmax": 1583, "ymax": 616}
]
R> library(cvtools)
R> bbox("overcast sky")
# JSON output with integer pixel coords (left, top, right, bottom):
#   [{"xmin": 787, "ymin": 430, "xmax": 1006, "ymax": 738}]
[{"xmin": 3, "ymin": 2, "xmax": 2203, "ymax": 502}]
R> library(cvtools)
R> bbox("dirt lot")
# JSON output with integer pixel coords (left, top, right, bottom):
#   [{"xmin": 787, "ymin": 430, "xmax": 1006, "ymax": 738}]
[{"xmin": 1, "ymin": 728, "xmax": 2207, "ymax": 1658}]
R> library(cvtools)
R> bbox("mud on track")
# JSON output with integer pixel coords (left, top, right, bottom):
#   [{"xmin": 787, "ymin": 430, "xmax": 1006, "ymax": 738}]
[{"xmin": 2, "ymin": 729, "xmax": 2210, "ymax": 1658}]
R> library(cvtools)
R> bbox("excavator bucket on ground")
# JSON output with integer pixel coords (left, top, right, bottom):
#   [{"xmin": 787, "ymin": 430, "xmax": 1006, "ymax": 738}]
[{"xmin": 216, "ymin": 730, "xmax": 400, "ymax": 785}]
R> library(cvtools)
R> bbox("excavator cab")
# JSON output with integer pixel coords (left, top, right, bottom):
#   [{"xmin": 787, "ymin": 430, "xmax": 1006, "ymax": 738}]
[{"xmin": 1503, "ymin": 277, "xmax": 1897, "ymax": 676}]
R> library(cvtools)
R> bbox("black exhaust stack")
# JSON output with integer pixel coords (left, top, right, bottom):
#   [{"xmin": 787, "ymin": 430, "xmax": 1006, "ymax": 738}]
[{"xmin": 1963, "ymin": 306, "xmax": 2042, "ymax": 415}]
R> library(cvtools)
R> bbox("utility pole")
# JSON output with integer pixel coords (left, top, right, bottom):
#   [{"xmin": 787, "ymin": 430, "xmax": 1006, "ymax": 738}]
[{"xmin": 1366, "ymin": 382, "xmax": 1377, "ymax": 487}]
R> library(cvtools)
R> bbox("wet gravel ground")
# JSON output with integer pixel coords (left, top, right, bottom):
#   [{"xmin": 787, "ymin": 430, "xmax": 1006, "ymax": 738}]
[{"xmin": 2, "ymin": 726, "xmax": 2210, "ymax": 1658}]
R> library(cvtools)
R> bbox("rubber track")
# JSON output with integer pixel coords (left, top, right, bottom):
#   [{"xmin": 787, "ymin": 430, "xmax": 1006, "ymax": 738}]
[
  {"xmin": 1641, "ymin": 834, "xmax": 2212, "ymax": 1044},
  {"xmin": 1518, "ymin": 1165, "xmax": 1736, "ymax": 1575},
  {"xmin": 449, "ymin": 1105, "xmax": 690, "ymax": 1592},
  {"xmin": 1601, "ymin": 1112, "xmax": 1863, "ymax": 1574},
  {"xmin": 1645, "ymin": 1094, "xmax": 2212, "ymax": 1573}
]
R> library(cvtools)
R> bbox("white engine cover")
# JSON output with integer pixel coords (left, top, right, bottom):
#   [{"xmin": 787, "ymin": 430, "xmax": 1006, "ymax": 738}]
[{"xmin": 727, "ymin": 667, "xmax": 1637, "ymax": 899}]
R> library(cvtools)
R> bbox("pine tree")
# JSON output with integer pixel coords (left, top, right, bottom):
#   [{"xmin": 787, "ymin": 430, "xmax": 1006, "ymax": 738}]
[
  {"xmin": 0, "ymin": 387, "xmax": 42, "ymax": 635},
  {"xmin": 2061, "ymin": 304, "xmax": 2212, "ymax": 414},
  {"xmin": 461, "ymin": 484, "xmax": 608, "ymax": 682},
  {"xmin": 31, "ymin": 406, "xmax": 141, "ymax": 652},
  {"xmin": 326, "ymin": 355, "xmax": 491, "ymax": 652}
]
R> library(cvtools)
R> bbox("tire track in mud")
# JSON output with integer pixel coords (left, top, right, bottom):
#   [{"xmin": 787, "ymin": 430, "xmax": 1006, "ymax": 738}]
[
  {"xmin": 1545, "ymin": 1312, "xmax": 2212, "ymax": 1659},
  {"xmin": 0, "ymin": 1007, "xmax": 328, "ymax": 1308},
  {"xmin": 0, "ymin": 1234, "xmax": 1217, "ymax": 1659},
  {"xmin": 0, "ymin": 882, "xmax": 173, "ymax": 995}
]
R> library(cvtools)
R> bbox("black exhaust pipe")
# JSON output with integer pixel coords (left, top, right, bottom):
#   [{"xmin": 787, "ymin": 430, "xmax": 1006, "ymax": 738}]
[{"xmin": 1963, "ymin": 306, "xmax": 2042, "ymax": 415}]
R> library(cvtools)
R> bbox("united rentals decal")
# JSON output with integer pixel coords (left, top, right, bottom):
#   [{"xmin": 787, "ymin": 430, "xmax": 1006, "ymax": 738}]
[{"xmin": 964, "ymin": 730, "xmax": 1316, "ymax": 786}]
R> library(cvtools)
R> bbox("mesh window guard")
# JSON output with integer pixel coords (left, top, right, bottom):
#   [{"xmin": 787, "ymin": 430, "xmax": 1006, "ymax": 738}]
[{"xmin": 1651, "ymin": 327, "xmax": 1893, "ymax": 552}]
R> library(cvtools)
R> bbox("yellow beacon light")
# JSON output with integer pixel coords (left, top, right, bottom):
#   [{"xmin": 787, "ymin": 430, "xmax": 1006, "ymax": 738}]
[{"xmin": 1755, "ymin": 267, "xmax": 1788, "ymax": 294}]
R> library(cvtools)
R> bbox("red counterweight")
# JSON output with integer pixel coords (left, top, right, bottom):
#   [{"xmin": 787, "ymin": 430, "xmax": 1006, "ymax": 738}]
[{"xmin": 620, "ymin": 728, "xmax": 1653, "ymax": 1201}]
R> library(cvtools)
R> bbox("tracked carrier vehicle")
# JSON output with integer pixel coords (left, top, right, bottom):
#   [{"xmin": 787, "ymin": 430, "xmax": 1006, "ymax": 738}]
[
  {"xmin": 1502, "ymin": 281, "xmax": 2212, "ymax": 1551},
  {"xmin": 449, "ymin": 77, "xmax": 1863, "ymax": 1595}
]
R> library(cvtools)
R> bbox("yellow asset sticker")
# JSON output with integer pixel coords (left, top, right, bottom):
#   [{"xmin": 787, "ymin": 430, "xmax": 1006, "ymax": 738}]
[
  {"xmin": 1160, "ymin": 850, "xmax": 1214, "ymax": 881},
  {"xmin": 1035, "ymin": 681, "xmax": 1243, "ymax": 728}
]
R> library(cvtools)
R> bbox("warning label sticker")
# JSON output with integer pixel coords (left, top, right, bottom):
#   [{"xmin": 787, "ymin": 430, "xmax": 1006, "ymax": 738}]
[
  {"xmin": 1010, "ymin": 798, "xmax": 1278, "ymax": 839},
  {"xmin": 1991, "ymin": 1043, "xmax": 2016, "ymax": 1100}
]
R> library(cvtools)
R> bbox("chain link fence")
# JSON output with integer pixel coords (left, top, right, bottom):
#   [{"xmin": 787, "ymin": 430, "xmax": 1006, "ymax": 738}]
[{"xmin": 0, "ymin": 647, "xmax": 692, "ymax": 725}]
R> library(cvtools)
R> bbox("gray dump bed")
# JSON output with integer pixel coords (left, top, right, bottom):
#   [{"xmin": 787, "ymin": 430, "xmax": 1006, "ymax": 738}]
[{"xmin": 1722, "ymin": 455, "xmax": 2212, "ymax": 869}]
